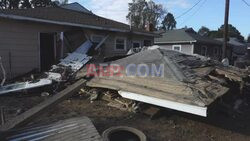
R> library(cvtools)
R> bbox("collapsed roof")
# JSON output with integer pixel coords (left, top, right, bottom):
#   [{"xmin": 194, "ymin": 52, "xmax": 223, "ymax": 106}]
[{"xmin": 86, "ymin": 48, "xmax": 249, "ymax": 117}]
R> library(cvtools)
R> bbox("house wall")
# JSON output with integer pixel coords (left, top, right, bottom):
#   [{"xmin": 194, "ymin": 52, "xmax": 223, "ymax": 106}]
[
  {"xmin": 83, "ymin": 29, "xmax": 154, "ymax": 57},
  {"xmin": 194, "ymin": 43, "xmax": 222, "ymax": 60},
  {"xmin": 0, "ymin": 19, "xmax": 154, "ymax": 80},
  {"xmin": 156, "ymin": 43, "xmax": 194, "ymax": 55},
  {"xmin": 0, "ymin": 18, "xmax": 71, "ymax": 79}
]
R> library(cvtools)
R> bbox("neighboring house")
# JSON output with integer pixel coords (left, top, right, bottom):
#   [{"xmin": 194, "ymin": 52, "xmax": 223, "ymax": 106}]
[
  {"xmin": 154, "ymin": 28, "xmax": 228, "ymax": 61},
  {"xmin": 216, "ymin": 38, "xmax": 247, "ymax": 62},
  {"xmin": 60, "ymin": 2, "xmax": 93, "ymax": 14},
  {"xmin": 0, "ymin": 3, "xmax": 156, "ymax": 79}
]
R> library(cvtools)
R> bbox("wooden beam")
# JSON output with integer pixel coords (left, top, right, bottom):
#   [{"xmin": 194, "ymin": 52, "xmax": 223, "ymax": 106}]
[{"xmin": 0, "ymin": 79, "xmax": 86, "ymax": 132}]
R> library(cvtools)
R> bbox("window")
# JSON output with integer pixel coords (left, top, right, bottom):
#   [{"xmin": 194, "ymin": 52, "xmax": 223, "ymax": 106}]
[
  {"xmin": 172, "ymin": 45, "xmax": 181, "ymax": 52},
  {"xmin": 144, "ymin": 40, "xmax": 152, "ymax": 46},
  {"xmin": 133, "ymin": 41, "xmax": 141, "ymax": 48},
  {"xmin": 201, "ymin": 46, "xmax": 207, "ymax": 56},
  {"xmin": 115, "ymin": 37, "xmax": 126, "ymax": 50},
  {"xmin": 91, "ymin": 35, "xmax": 104, "ymax": 43},
  {"xmin": 214, "ymin": 47, "xmax": 218, "ymax": 56}
]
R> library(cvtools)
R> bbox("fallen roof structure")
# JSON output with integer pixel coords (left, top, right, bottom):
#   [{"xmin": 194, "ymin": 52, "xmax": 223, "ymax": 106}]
[
  {"xmin": 86, "ymin": 48, "xmax": 250, "ymax": 117},
  {"xmin": 0, "ymin": 79, "xmax": 86, "ymax": 131}
]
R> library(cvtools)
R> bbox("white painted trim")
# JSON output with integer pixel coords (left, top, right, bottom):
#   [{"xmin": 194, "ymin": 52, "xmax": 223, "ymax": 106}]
[
  {"xmin": 114, "ymin": 37, "xmax": 127, "ymax": 51},
  {"xmin": 155, "ymin": 40, "xmax": 197, "ymax": 44},
  {"xmin": 191, "ymin": 44, "xmax": 194, "ymax": 55},
  {"xmin": 0, "ymin": 13, "xmax": 156, "ymax": 37},
  {"xmin": 118, "ymin": 91, "xmax": 207, "ymax": 117},
  {"xmin": 172, "ymin": 45, "xmax": 182, "ymax": 52},
  {"xmin": 60, "ymin": 32, "xmax": 64, "ymax": 59}
]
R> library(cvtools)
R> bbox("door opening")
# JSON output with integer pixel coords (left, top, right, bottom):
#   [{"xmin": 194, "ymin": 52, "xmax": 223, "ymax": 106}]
[{"xmin": 40, "ymin": 33, "xmax": 55, "ymax": 71}]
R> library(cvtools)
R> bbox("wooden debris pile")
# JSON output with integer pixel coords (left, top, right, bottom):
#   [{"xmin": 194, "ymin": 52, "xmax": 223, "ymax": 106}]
[{"xmin": 85, "ymin": 48, "xmax": 250, "ymax": 117}]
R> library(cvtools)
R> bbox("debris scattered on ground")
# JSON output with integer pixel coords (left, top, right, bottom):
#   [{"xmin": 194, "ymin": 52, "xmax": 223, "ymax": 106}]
[
  {"xmin": 0, "ymin": 40, "xmax": 92, "ymax": 96},
  {"xmin": 0, "ymin": 79, "xmax": 86, "ymax": 131},
  {"xmin": 1, "ymin": 117, "xmax": 102, "ymax": 141},
  {"xmin": 86, "ymin": 48, "xmax": 250, "ymax": 117}
]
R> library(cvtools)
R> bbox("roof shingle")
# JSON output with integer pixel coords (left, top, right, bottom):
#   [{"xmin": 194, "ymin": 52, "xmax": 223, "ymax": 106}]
[
  {"xmin": 0, "ymin": 6, "xmax": 156, "ymax": 36},
  {"xmin": 155, "ymin": 28, "xmax": 222, "ymax": 45}
]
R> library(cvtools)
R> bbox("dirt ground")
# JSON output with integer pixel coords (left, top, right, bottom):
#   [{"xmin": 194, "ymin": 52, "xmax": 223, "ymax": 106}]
[{"xmin": 1, "ymin": 93, "xmax": 250, "ymax": 141}]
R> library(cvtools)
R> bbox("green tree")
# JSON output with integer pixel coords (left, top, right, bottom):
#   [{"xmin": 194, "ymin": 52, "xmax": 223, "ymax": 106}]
[
  {"xmin": 162, "ymin": 13, "xmax": 176, "ymax": 30},
  {"xmin": 145, "ymin": 0, "xmax": 165, "ymax": 29},
  {"xmin": 0, "ymin": 0, "xmax": 21, "ymax": 9},
  {"xmin": 21, "ymin": 0, "xmax": 31, "ymax": 9},
  {"xmin": 31, "ymin": 0, "xmax": 52, "ymax": 8},
  {"xmin": 208, "ymin": 24, "xmax": 244, "ymax": 42},
  {"xmin": 9, "ymin": 0, "xmax": 21, "ymax": 9},
  {"xmin": 127, "ymin": 0, "xmax": 165, "ymax": 30},
  {"xmin": 59, "ymin": 0, "xmax": 68, "ymax": 5},
  {"xmin": 198, "ymin": 26, "xmax": 210, "ymax": 36}
]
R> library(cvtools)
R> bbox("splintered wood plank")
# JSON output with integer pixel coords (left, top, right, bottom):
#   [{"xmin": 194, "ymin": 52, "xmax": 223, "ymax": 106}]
[{"xmin": 0, "ymin": 79, "xmax": 86, "ymax": 132}]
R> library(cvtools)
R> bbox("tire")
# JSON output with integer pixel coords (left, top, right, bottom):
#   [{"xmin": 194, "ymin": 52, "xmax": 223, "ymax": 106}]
[{"xmin": 102, "ymin": 126, "xmax": 147, "ymax": 141}]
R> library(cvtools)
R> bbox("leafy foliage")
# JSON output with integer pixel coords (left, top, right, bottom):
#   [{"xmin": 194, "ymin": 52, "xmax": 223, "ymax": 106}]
[
  {"xmin": 161, "ymin": 13, "xmax": 176, "ymax": 30},
  {"xmin": 0, "ymin": 0, "xmax": 68, "ymax": 9},
  {"xmin": 21, "ymin": 0, "xmax": 32, "ymax": 8},
  {"xmin": 198, "ymin": 26, "xmax": 210, "ymax": 36},
  {"xmin": 127, "ymin": 0, "xmax": 166, "ymax": 30},
  {"xmin": 206, "ymin": 24, "xmax": 244, "ymax": 42}
]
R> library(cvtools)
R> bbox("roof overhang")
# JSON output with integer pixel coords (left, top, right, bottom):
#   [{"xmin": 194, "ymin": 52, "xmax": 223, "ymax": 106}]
[
  {"xmin": 155, "ymin": 40, "xmax": 197, "ymax": 44},
  {"xmin": 119, "ymin": 91, "xmax": 207, "ymax": 117},
  {"xmin": 0, "ymin": 13, "xmax": 157, "ymax": 37}
]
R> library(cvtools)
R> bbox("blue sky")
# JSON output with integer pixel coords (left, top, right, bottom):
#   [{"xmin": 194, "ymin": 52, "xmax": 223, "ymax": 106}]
[{"xmin": 70, "ymin": 0, "xmax": 250, "ymax": 38}]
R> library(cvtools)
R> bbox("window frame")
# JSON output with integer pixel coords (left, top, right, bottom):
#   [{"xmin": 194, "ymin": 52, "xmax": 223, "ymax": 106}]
[
  {"xmin": 114, "ymin": 37, "xmax": 127, "ymax": 51},
  {"xmin": 201, "ymin": 46, "xmax": 207, "ymax": 56},
  {"xmin": 214, "ymin": 47, "xmax": 219, "ymax": 56},
  {"xmin": 172, "ymin": 45, "xmax": 182, "ymax": 52}
]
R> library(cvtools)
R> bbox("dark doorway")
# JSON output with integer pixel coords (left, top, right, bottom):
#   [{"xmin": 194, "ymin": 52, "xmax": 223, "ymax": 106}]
[{"xmin": 40, "ymin": 33, "xmax": 55, "ymax": 71}]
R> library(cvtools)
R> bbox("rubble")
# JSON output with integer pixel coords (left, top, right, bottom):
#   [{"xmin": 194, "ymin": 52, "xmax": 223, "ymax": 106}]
[
  {"xmin": 86, "ymin": 48, "xmax": 250, "ymax": 117},
  {"xmin": 0, "ymin": 79, "xmax": 86, "ymax": 131},
  {"xmin": 0, "ymin": 40, "xmax": 92, "ymax": 95}
]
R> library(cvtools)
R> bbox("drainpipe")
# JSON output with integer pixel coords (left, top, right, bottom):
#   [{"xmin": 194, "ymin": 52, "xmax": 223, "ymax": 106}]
[{"xmin": 0, "ymin": 56, "xmax": 6, "ymax": 86}]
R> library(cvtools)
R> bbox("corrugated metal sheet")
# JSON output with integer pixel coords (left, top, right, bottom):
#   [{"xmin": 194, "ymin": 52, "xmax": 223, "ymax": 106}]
[{"xmin": 3, "ymin": 117, "xmax": 102, "ymax": 141}]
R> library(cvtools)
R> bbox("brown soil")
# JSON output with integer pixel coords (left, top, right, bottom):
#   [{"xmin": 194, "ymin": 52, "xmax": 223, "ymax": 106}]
[{"xmin": 0, "ymin": 94, "xmax": 250, "ymax": 141}]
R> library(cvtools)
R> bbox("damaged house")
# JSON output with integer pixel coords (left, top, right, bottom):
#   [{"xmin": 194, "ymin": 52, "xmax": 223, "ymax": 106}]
[
  {"xmin": 154, "ymin": 28, "xmax": 232, "ymax": 61},
  {"xmin": 0, "ymin": 3, "xmax": 156, "ymax": 80}
]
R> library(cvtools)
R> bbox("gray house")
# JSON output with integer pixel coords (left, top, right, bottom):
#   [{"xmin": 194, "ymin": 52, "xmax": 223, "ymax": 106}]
[
  {"xmin": 216, "ymin": 38, "xmax": 247, "ymax": 60},
  {"xmin": 0, "ymin": 3, "xmax": 156, "ymax": 80},
  {"xmin": 155, "ymin": 28, "xmax": 227, "ymax": 61}
]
